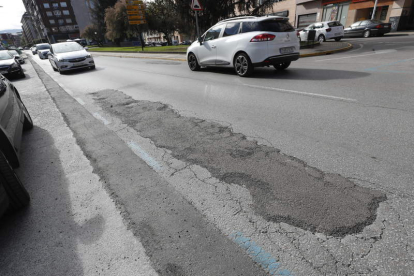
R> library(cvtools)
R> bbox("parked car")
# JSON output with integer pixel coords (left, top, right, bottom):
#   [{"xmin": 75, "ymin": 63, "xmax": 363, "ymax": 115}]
[
  {"xmin": 31, "ymin": 46, "xmax": 37, "ymax": 55},
  {"xmin": 180, "ymin": 40, "xmax": 192, "ymax": 45},
  {"xmin": 48, "ymin": 41, "xmax": 95, "ymax": 74},
  {"xmin": 0, "ymin": 50, "xmax": 25, "ymax": 78},
  {"xmin": 36, "ymin": 43, "xmax": 51, "ymax": 59},
  {"xmin": 0, "ymin": 73, "xmax": 33, "ymax": 218},
  {"xmin": 344, "ymin": 20, "xmax": 391, "ymax": 38},
  {"xmin": 8, "ymin": 50, "xmax": 25, "ymax": 64},
  {"xmin": 299, "ymin": 21, "xmax": 344, "ymax": 43},
  {"xmin": 187, "ymin": 16, "xmax": 300, "ymax": 77}
]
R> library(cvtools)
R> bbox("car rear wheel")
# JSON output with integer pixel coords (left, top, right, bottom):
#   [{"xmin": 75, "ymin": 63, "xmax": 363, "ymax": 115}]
[
  {"xmin": 0, "ymin": 151, "xmax": 30, "ymax": 211},
  {"xmin": 334, "ymin": 37, "xmax": 342, "ymax": 41},
  {"xmin": 274, "ymin": 61, "xmax": 291, "ymax": 71},
  {"xmin": 234, "ymin": 53, "xmax": 253, "ymax": 77},
  {"xmin": 363, "ymin": 30, "xmax": 370, "ymax": 38},
  {"xmin": 188, "ymin": 53, "xmax": 200, "ymax": 71},
  {"xmin": 318, "ymin": 35, "xmax": 325, "ymax": 43}
]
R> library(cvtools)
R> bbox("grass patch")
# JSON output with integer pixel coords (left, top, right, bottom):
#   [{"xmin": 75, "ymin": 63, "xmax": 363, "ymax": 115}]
[{"xmin": 89, "ymin": 45, "xmax": 189, "ymax": 53}]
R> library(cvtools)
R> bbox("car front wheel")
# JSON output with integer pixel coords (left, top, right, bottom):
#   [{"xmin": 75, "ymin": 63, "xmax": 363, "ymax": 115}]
[
  {"xmin": 318, "ymin": 35, "xmax": 325, "ymax": 43},
  {"xmin": 0, "ymin": 151, "xmax": 30, "ymax": 211},
  {"xmin": 363, "ymin": 30, "xmax": 370, "ymax": 38},
  {"xmin": 188, "ymin": 53, "xmax": 200, "ymax": 71},
  {"xmin": 234, "ymin": 53, "xmax": 253, "ymax": 77}
]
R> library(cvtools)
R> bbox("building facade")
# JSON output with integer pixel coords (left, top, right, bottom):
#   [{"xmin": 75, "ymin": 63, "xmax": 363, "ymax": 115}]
[
  {"xmin": 22, "ymin": 0, "xmax": 81, "ymax": 43},
  {"xmin": 70, "ymin": 0, "xmax": 94, "ymax": 35},
  {"xmin": 21, "ymin": 12, "xmax": 42, "ymax": 44}
]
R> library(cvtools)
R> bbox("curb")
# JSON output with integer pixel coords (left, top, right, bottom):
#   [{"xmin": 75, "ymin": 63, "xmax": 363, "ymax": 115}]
[
  {"xmin": 300, "ymin": 42, "xmax": 353, "ymax": 57},
  {"xmin": 91, "ymin": 42, "xmax": 354, "ymax": 62}
]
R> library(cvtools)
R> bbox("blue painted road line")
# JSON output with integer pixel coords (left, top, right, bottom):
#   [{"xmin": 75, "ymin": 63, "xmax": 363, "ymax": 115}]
[
  {"xmin": 127, "ymin": 141, "xmax": 162, "ymax": 171},
  {"xmin": 93, "ymin": 112, "xmax": 110, "ymax": 125},
  {"xmin": 230, "ymin": 232, "xmax": 293, "ymax": 276}
]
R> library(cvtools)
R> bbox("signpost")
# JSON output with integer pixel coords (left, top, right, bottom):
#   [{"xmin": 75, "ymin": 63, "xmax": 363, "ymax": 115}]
[
  {"xmin": 191, "ymin": 0, "xmax": 203, "ymax": 41},
  {"xmin": 126, "ymin": 0, "xmax": 146, "ymax": 51}
]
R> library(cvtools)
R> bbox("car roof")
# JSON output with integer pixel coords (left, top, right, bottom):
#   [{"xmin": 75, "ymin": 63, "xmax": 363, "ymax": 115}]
[
  {"xmin": 36, "ymin": 43, "xmax": 50, "ymax": 46},
  {"xmin": 216, "ymin": 15, "xmax": 289, "ymax": 25}
]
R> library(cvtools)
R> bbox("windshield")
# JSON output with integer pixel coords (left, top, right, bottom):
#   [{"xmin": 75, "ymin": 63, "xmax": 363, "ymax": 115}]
[
  {"xmin": 53, "ymin": 42, "xmax": 84, "ymax": 54},
  {"xmin": 8, "ymin": 50, "xmax": 19, "ymax": 55},
  {"xmin": 0, "ymin": 51, "xmax": 13, "ymax": 60},
  {"xmin": 37, "ymin": 44, "xmax": 51, "ymax": 50},
  {"xmin": 242, "ymin": 20, "xmax": 295, "ymax": 33}
]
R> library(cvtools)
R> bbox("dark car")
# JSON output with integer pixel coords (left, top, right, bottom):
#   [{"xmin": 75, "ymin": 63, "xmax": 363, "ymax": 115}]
[
  {"xmin": 8, "ymin": 50, "xmax": 25, "ymax": 64},
  {"xmin": 0, "ymin": 50, "xmax": 25, "ymax": 78},
  {"xmin": 344, "ymin": 20, "xmax": 391, "ymax": 38},
  {"xmin": 0, "ymin": 74, "xmax": 33, "ymax": 218}
]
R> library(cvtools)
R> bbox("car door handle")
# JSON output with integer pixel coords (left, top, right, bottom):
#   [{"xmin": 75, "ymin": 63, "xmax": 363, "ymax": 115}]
[{"xmin": 211, "ymin": 45, "xmax": 216, "ymax": 48}]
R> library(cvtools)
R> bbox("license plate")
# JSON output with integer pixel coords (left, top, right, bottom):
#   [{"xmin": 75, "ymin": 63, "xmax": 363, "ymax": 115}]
[
  {"xmin": 280, "ymin": 47, "xmax": 294, "ymax": 54},
  {"xmin": 335, "ymin": 33, "xmax": 341, "ymax": 36},
  {"xmin": 385, "ymin": 25, "xmax": 389, "ymax": 28}
]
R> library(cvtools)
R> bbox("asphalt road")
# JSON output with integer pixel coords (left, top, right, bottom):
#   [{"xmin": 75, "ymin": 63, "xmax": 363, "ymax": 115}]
[{"xmin": 1, "ymin": 34, "xmax": 413, "ymax": 276}]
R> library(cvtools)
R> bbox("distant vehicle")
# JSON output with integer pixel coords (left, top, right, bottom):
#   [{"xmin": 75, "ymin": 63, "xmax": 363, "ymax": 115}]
[
  {"xmin": 8, "ymin": 50, "xmax": 25, "ymax": 64},
  {"xmin": 299, "ymin": 21, "xmax": 344, "ymax": 42},
  {"xmin": 36, "ymin": 43, "xmax": 51, "ymax": 59},
  {"xmin": 48, "ymin": 41, "xmax": 95, "ymax": 74},
  {"xmin": 187, "ymin": 16, "xmax": 300, "ymax": 77},
  {"xmin": 0, "ymin": 73, "xmax": 33, "ymax": 218},
  {"xmin": 74, "ymin": 38, "xmax": 87, "ymax": 47},
  {"xmin": 344, "ymin": 20, "xmax": 391, "ymax": 38},
  {"xmin": 180, "ymin": 40, "xmax": 192, "ymax": 45},
  {"xmin": 0, "ymin": 50, "xmax": 25, "ymax": 78},
  {"xmin": 31, "ymin": 46, "xmax": 37, "ymax": 55}
]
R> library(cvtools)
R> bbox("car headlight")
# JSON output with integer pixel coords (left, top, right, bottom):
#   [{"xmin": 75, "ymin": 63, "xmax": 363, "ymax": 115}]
[
  {"xmin": 11, "ymin": 63, "xmax": 19, "ymax": 68},
  {"xmin": 86, "ymin": 54, "xmax": 91, "ymax": 58},
  {"xmin": 59, "ymin": 58, "xmax": 69, "ymax": 62}
]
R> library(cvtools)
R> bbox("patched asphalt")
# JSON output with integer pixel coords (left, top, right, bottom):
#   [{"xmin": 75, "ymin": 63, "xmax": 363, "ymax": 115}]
[{"xmin": 93, "ymin": 89, "xmax": 387, "ymax": 237}]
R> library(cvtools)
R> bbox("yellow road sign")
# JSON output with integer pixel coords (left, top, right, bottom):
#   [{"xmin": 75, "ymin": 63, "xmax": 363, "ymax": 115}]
[
  {"xmin": 127, "ymin": 4, "xmax": 144, "ymax": 10},
  {"xmin": 128, "ymin": 15, "xmax": 145, "ymax": 20},
  {"xmin": 128, "ymin": 20, "xmax": 147, "ymax": 25},
  {"xmin": 127, "ymin": 10, "xmax": 145, "ymax": 14}
]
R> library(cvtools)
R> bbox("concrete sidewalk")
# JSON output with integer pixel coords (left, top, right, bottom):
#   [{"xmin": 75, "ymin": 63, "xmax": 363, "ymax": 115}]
[{"xmin": 90, "ymin": 41, "xmax": 352, "ymax": 61}]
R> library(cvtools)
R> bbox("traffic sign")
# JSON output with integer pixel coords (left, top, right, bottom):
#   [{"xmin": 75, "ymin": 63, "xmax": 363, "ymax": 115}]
[
  {"xmin": 127, "ymin": 10, "xmax": 144, "ymax": 15},
  {"xmin": 126, "ymin": 0, "xmax": 143, "ymax": 4},
  {"xmin": 128, "ymin": 20, "xmax": 147, "ymax": 25},
  {"xmin": 128, "ymin": 15, "xmax": 145, "ymax": 20},
  {"xmin": 191, "ymin": 0, "xmax": 203, "ymax": 11}
]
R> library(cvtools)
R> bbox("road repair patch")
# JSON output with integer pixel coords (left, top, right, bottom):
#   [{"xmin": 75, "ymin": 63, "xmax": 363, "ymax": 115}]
[{"xmin": 93, "ymin": 89, "xmax": 386, "ymax": 237}]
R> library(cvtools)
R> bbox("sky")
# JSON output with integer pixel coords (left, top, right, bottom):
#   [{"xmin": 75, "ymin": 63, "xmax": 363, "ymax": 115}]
[{"xmin": 0, "ymin": 0, "xmax": 26, "ymax": 31}]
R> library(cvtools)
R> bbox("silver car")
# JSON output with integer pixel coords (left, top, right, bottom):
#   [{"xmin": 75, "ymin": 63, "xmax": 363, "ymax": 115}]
[
  {"xmin": 48, "ymin": 42, "xmax": 95, "ymax": 74},
  {"xmin": 36, "ymin": 43, "xmax": 51, "ymax": 59}
]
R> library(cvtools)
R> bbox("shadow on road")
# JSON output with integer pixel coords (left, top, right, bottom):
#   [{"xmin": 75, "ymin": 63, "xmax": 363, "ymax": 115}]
[
  {"xmin": 202, "ymin": 67, "xmax": 371, "ymax": 80},
  {"xmin": 0, "ymin": 126, "xmax": 91, "ymax": 276}
]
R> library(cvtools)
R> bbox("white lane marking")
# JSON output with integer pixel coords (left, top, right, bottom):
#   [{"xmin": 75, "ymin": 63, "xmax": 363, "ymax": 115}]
[
  {"xmin": 243, "ymin": 84, "xmax": 357, "ymax": 103},
  {"xmin": 93, "ymin": 112, "xmax": 111, "ymax": 125},
  {"xmin": 316, "ymin": 49, "xmax": 397, "ymax": 62},
  {"xmin": 127, "ymin": 141, "xmax": 162, "ymax": 171},
  {"xmin": 75, "ymin": 97, "xmax": 86, "ymax": 105}
]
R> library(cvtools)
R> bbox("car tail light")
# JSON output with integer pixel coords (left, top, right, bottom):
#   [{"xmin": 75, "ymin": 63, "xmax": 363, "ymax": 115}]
[
  {"xmin": 250, "ymin": 34, "xmax": 276, "ymax": 42},
  {"xmin": 376, "ymin": 24, "xmax": 383, "ymax": 29},
  {"xmin": 326, "ymin": 28, "xmax": 332, "ymax": 32}
]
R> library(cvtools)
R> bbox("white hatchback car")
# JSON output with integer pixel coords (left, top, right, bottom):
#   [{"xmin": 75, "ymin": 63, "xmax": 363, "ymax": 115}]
[
  {"xmin": 48, "ymin": 42, "xmax": 95, "ymax": 74},
  {"xmin": 187, "ymin": 16, "xmax": 300, "ymax": 77},
  {"xmin": 299, "ymin": 21, "xmax": 344, "ymax": 43}
]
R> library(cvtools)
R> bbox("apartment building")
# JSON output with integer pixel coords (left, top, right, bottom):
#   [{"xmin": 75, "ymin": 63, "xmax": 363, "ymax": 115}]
[
  {"xmin": 21, "ymin": 0, "xmax": 80, "ymax": 43},
  {"xmin": 71, "ymin": 0, "xmax": 94, "ymax": 35},
  {"xmin": 21, "ymin": 12, "xmax": 42, "ymax": 44}
]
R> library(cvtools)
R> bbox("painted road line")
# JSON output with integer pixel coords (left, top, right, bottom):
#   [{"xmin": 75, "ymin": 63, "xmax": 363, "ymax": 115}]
[
  {"xmin": 93, "ymin": 112, "xmax": 111, "ymax": 125},
  {"xmin": 230, "ymin": 232, "xmax": 293, "ymax": 276},
  {"xmin": 316, "ymin": 49, "xmax": 396, "ymax": 62},
  {"xmin": 127, "ymin": 141, "xmax": 162, "ymax": 172},
  {"xmin": 243, "ymin": 84, "xmax": 357, "ymax": 103},
  {"xmin": 75, "ymin": 97, "xmax": 86, "ymax": 105}
]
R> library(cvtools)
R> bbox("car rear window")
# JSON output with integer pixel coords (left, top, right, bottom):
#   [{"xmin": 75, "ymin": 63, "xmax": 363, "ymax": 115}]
[
  {"xmin": 328, "ymin": 21, "xmax": 342, "ymax": 27},
  {"xmin": 241, "ymin": 20, "xmax": 295, "ymax": 33}
]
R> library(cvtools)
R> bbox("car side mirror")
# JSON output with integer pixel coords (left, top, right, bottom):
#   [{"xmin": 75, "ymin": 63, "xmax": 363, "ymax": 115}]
[
  {"xmin": 198, "ymin": 37, "xmax": 203, "ymax": 45},
  {"xmin": 47, "ymin": 52, "xmax": 53, "ymax": 56}
]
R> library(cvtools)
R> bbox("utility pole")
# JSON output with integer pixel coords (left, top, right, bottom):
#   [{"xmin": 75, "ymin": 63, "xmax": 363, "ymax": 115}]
[{"xmin": 371, "ymin": 0, "xmax": 379, "ymax": 20}]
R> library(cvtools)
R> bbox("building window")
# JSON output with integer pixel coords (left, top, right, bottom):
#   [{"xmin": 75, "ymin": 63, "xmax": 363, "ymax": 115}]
[
  {"xmin": 46, "ymin": 11, "xmax": 53, "ymax": 16},
  {"xmin": 49, "ymin": 19, "xmax": 55, "ymax": 24},
  {"xmin": 53, "ymin": 10, "xmax": 62, "ymax": 16},
  {"xmin": 66, "ymin": 18, "xmax": 72, "ymax": 23},
  {"xmin": 52, "ymin": 27, "xmax": 59, "ymax": 32},
  {"xmin": 63, "ymin": 10, "xmax": 70, "ymax": 15},
  {"xmin": 43, "ymin": 3, "xmax": 50, "ymax": 8},
  {"xmin": 58, "ymin": 19, "xmax": 65, "ymax": 25},
  {"xmin": 52, "ymin": 3, "xmax": 59, "ymax": 8},
  {"xmin": 60, "ymin": 2, "xmax": 67, "ymax": 7}
]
